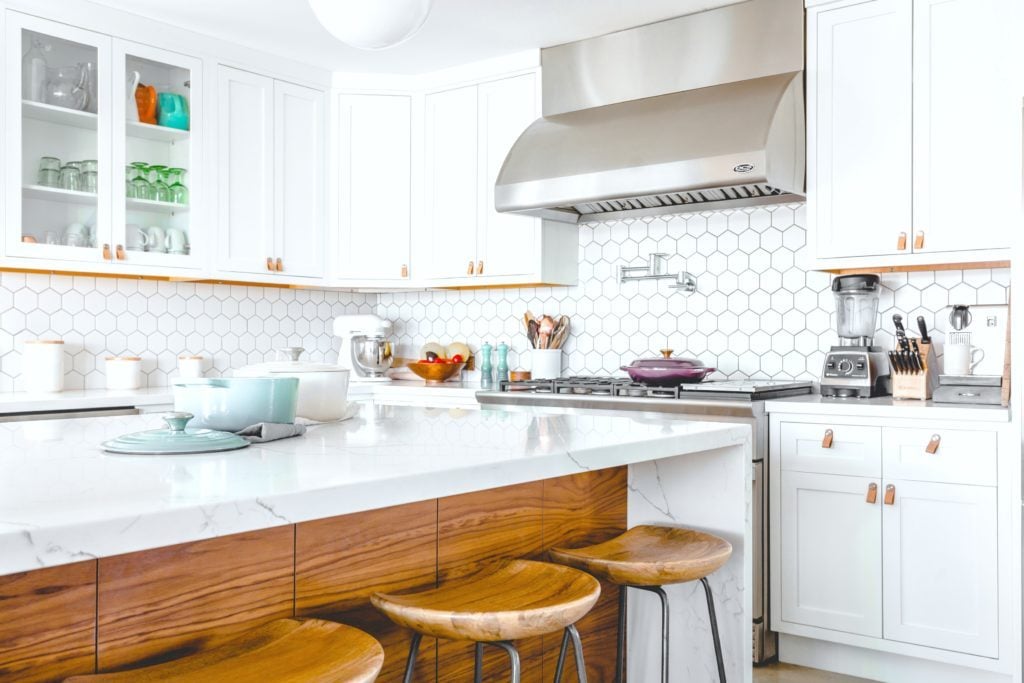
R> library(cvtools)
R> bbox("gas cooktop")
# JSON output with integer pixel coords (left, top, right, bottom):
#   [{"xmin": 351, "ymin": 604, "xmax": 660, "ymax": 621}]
[{"xmin": 493, "ymin": 376, "xmax": 813, "ymax": 401}]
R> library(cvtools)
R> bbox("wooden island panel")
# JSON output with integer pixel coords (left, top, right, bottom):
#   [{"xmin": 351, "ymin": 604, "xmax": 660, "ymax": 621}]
[
  {"xmin": 95, "ymin": 526, "xmax": 295, "ymax": 673},
  {"xmin": 295, "ymin": 500, "xmax": 438, "ymax": 682},
  {"xmin": 0, "ymin": 561, "xmax": 97, "ymax": 682},
  {"xmin": 438, "ymin": 480, "xmax": 545, "ymax": 682},
  {"xmin": 542, "ymin": 467, "xmax": 628, "ymax": 682}
]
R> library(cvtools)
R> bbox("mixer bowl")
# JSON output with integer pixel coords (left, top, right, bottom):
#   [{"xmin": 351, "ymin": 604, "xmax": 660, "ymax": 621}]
[{"xmin": 352, "ymin": 335, "xmax": 394, "ymax": 376}]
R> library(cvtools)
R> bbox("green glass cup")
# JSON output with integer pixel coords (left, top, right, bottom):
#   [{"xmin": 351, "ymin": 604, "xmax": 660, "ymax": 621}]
[
  {"xmin": 149, "ymin": 164, "xmax": 170, "ymax": 203},
  {"xmin": 130, "ymin": 162, "xmax": 152, "ymax": 200},
  {"xmin": 168, "ymin": 167, "xmax": 189, "ymax": 205}
]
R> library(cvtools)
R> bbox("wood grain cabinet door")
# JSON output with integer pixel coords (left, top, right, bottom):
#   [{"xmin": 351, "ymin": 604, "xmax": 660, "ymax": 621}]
[
  {"xmin": 882, "ymin": 479, "xmax": 998, "ymax": 657},
  {"xmin": 779, "ymin": 471, "xmax": 882, "ymax": 637}
]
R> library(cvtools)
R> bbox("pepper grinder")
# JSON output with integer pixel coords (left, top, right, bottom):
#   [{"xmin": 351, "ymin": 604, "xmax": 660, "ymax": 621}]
[
  {"xmin": 496, "ymin": 342, "xmax": 510, "ymax": 382},
  {"xmin": 479, "ymin": 341, "xmax": 493, "ymax": 389}
]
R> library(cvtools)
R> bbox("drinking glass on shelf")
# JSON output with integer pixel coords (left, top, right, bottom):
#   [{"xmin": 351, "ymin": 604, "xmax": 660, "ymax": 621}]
[
  {"xmin": 167, "ymin": 168, "xmax": 189, "ymax": 205},
  {"xmin": 125, "ymin": 164, "xmax": 137, "ymax": 199},
  {"xmin": 80, "ymin": 159, "xmax": 98, "ymax": 174},
  {"xmin": 59, "ymin": 165, "xmax": 81, "ymax": 191},
  {"xmin": 82, "ymin": 170, "xmax": 98, "ymax": 193},
  {"xmin": 150, "ymin": 165, "xmax": 170, "ymax": 203},
  {"xmin": 43, "ymin": 230, "xmax": 60, "ymax": 245},
  {"xmin": 130, "ymin": 162, "xmax": 151, "ymax": 200},
  {"xmin": 37, "ymin": 157, "xmax": 61, "ymax": 186},
  {"xmin": 66, "ymin": 161, "xmax": 83, "ymax": 171}
]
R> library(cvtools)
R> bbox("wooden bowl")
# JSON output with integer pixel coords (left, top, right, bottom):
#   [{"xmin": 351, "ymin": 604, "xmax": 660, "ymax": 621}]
[{"xmin": 406, "ymin": 361, "xmax": 466, "ymax": 385}]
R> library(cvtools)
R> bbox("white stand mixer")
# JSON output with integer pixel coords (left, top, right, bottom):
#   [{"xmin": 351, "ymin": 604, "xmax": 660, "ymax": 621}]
[{"xmin": 333, "ymin": 314, "xmax": 395, "ymax": 383}]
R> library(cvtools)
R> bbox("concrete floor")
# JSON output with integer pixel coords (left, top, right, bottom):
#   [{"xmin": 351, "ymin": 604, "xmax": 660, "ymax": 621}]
[{"xmin": 754, "ymin": 662, "xmax": 878, "ymax": 682}]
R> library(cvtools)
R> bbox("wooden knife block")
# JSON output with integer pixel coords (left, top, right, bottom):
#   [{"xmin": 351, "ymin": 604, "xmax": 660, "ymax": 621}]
[{"xmin": 892, "ymin": 341, "xmax": 938, "ymax": 401}]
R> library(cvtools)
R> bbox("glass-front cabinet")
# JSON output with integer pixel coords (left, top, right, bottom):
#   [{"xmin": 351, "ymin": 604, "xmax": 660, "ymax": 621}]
[{"xmin": 3, "ymin": 11, "xmax": 202, "ymax": 273}]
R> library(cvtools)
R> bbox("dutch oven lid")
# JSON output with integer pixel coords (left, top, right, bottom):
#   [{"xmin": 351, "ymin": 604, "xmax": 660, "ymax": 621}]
[{"xmin": 102, "ymin": 412, "xmax": 250, "ymax": 455}]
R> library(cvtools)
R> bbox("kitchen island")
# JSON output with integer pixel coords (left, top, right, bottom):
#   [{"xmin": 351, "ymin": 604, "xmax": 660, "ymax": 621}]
[{"xmin": 0, "ymin": 403, "xmax": 751, "ymax": 682}]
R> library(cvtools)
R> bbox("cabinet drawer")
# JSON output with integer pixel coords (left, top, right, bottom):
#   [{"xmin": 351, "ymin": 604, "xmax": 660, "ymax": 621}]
[
  {"xmin": 882, "ymin": 428, "xmax": 997, "ymax": 486},
  {"xmin": 779, "ymin": 422, "xmax": 881, "ymax": 477}
]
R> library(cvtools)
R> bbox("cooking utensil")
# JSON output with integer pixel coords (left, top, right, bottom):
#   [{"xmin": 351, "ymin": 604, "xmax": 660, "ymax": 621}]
[
  {"xmin": 909, "ymin": 340, "xmax": 922, "ymax": 373},
  {"xmin": 102, "ymin": 412, "xmax": 249, "ymax": 455},
  {"xmin": 173, "ymin": 377, "xmax": 299, "ymax": 432},
  {"xmin": 892, "ymin": 314, "xmax": 909, "ymax": 351},
  {"xmin": 527, "ymin": 319, "xmax": 539, "ymax": 349},
  {"xmin": 620, "ymin": 354, "xmax": 715, "ymax": 386},
  {"xmin": 406, "ymin": 361, "xmax": 466, "ymax": 385},
  {"xmin": 538, "ymin": 315, "xmax": 556, "ymax": 350},
  {"xmin": 236, "ymin": 348, "xmax": 350, "ymax": 422},
  {"xmin": 916, "ymin": 316, "xmax": 931, "ymax": 344},
  {"xmin": 549, "ymin": 316, "xmax": 570, "ymax": 350},
  {"xmin": 949, "ymin": 305, "xmax": 972, "ymax": 331}
]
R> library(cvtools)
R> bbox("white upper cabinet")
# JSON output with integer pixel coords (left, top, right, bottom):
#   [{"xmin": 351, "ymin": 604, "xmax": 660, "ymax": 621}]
[
  {"xmin": 911, "ymin": 0, "xmax": 1019, "ymax": 255},
  {"xmin": 807, "ymin": 0, "xmax": 1020, "ymax": 267},
  {"xmin": 216, "ymin": 66, "xmax": 274, "ymax": 276},
  {"xmin": 422, "ymin": 85, "xmax": 480, "ymax": 281},
  {"xmin": 336, "ymin": 93, "xmax": 412, "ymax": 281},
  {"xmin": 274, "ymin": 81, "xmax": 324, "ymax": 279},
  {"xmin": 807, "ymin": 0, "xmax": 912, "ymax": 260},
  {"xmin": 216, "ymin": 66, "xmax": 325, "ymax": 281}
]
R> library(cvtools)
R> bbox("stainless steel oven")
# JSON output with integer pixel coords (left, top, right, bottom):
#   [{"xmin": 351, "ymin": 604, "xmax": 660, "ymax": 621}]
[{"xmin": 477, "ymin": 376, "xmax": 812, "ymax": 664}]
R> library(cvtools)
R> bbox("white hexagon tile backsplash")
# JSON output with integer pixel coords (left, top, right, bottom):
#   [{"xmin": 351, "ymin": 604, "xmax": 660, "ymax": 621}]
[
  {"xmin": 377, "ymin": 204, "xmax": 1009, "ymax": 380},
  {"xmin": 0, "ymin": 203, "xmax": 1010, "ymax": 390}
]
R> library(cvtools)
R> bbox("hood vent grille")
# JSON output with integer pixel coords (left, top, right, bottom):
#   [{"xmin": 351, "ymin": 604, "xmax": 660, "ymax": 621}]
[{"xmin": 573, "ymin": 184, "xmax": 787, "ymax": 220}]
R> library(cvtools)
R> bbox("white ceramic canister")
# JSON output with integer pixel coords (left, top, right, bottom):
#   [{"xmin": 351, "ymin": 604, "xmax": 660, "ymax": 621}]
[
  {"xmin": 23, "ymin": 339, "xmax": 65, "ymax": 392},
  {"xmin": 531, "ymin": 348, "xmax": 562, "ymax": 380},
  {"xmin": 105, "ymin": 356, "xmax": 143, "ymax": 390},
  {"xmin": 177, "ymin": 355, "xmax": 204, "ymax": 379}
]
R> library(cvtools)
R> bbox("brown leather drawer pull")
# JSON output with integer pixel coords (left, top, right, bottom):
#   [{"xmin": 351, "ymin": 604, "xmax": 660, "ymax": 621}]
[
  {"xmin": 897, "ymin": 232, "xmax": 908, "ymax": 250},
  {"xmin": 914, "ymin": 231, "xmax": 925, "ymax": 249},
  {"xmin": 866, "ymin": 483, "xmax": 878, "ymax": 504},
  {"xmin": 925, "ymin": 434, "xmax": 941, "ymax": 454},
  {"xmin": 821, "ymin": 429, "xmax": 834, "ymax": 449},
  {"xmin": 883, "ymin": 484, "xmax": 896, "ymax": 505}
]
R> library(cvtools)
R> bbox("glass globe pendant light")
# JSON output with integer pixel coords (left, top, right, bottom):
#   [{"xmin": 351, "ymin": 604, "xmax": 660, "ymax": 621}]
[{"xmin": 308, "ymin": 0, "xmax": 433, "ymax": 50}]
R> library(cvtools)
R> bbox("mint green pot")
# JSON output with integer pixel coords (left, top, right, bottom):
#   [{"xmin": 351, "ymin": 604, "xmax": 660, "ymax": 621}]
[{"xmin": 173, "ymin": 377, "xmax": 299, "ymax": 431}]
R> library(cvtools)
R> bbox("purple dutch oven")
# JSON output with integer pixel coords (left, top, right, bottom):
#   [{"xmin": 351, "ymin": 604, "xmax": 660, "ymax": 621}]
[{"xmin": 620, "ymin": 352, "xmax": 715, "ymax": 386}]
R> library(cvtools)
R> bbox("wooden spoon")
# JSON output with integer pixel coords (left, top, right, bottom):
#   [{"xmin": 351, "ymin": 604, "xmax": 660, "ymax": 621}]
[
  {"xmin": 538, "ymin": 315, "xmax": 556, "ymax": 350},
  {"xmin": 527, "ymin": 319, "xmax": 539, "ymax": 349}
]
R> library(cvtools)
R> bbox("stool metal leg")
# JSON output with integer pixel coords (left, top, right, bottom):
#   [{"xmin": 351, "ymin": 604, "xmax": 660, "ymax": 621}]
[
  {"xmin": 552, "ymin": 624, "xmax": 589, "ymax": 683},
  {"xmin": 635, "ymin": 585, "xmax": 669, "ymax": 683},
  {"xmin": 402, "ymin": 632, "xmax": 423, "ymax": 683},
  {"xmin": 474, "ymin": 642, "xmax": 484, "ymax": 683},
  {"xmin": 614, "ymin": 586, "xmax": 627, "ymax": 683},
  {"xmin": 487, "ymin": 641, "xmax": 521, "ymax": 683},
  {"xmin": 700, "ymin": 577, "xmax": 727, "ymax": 683}
]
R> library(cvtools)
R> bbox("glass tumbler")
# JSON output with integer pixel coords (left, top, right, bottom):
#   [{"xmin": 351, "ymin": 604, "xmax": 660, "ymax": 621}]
[
  {"xmin": 38, "ymin": 157, "xmax": 61, "ymax": 186},
  {"xmin": 59, "ymin": 165, "xmax": 81, "ymax": 191},
  {"xmin": 168, "ymin": 168, "xmax": 189, "ymax": 205},
  {"xmin": 130, "ymin": 162, "xmax": 151, "ymax": 200},
  {"xmin": 125, "ymin": 165, "xmax": 137, "ymax": 199},
  {"xmin": 80, "ymin": 159, "xmax": 98, "ymax": 174},
  {"xmin": 82, "ymin": 171, "xmax": 98, "ymax": 193}
]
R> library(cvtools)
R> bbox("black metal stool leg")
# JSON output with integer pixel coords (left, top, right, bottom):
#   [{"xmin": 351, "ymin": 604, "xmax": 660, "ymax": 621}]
[
  {"xmin": 635, "ymin": 585, "xmax": 669, "ymax": 683},
  {"xmin": 614, "ymin": 587, "xmax": 627, "ymax": 683},
  {"xmin": 474, "ymin": 642, "xmax": 485, "ymax": 683},
  {"xmin": 487, "ymin": 641, "xmax": 521, "ymax": 683},
  {"xmin": 402, "ymin": 632, "xmax": 423, "ymax": 683},
  {"xmin": 701, "ymin": 577, "xmax": 727, "ymax": 683}
]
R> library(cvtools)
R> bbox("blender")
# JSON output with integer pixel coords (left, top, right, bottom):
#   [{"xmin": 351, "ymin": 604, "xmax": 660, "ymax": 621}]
[{"xmin": 820, "ymin": 274, "xmax": 891, "ymax": 398}]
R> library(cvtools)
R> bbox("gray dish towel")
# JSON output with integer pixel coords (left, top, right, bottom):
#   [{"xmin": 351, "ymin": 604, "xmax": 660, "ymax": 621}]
[{"xmin": 235, "ymin": 423, "xmax": 307, "ymax": 443}]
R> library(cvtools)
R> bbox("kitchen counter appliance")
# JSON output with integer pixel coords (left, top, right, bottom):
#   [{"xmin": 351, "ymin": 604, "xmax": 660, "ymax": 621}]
[
  {"xmin": 820, "ymin": 274, "xmax": 891, "ymax": 398},
  {"xmin": 477, "ymin": 374, "xmax": 813, "ymax": 665},
  {"xmin": 334, "ymin": 314, "xmax": 395, "ymax": 382}
]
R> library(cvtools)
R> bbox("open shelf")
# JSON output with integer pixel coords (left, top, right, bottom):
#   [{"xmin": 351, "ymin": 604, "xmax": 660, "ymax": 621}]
[
  {"xmin": 126, "ymin": 120, "xmax": 190, "ymax": 143},
  {"xmin": 23, "ymin": 184, "xmax": 96, "ymax": 205},
  {"xmin": 22, "ymin": 100, "xmax": 97, "ymax": 130},
  {"xmin": 126, "ymin": 197, "xmax": 189, "ymax": 214}
]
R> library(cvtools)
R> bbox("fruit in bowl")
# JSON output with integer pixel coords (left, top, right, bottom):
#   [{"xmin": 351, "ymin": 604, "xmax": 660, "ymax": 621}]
[{"xmin": 407, "ymin": 358, "xmax": 466, "ymax": 385}]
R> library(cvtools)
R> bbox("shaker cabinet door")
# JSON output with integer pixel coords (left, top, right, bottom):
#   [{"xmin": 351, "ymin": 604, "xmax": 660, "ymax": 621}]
[
  {"xmin": 779, "ymin": 471, "xmax": 882, "ymax": 637},
  {"xmin": 274, "ymin": 80, "xmax": 325, "ymax": 279},
  {"xmin": 337, "ymin": 93, "xmax": 411, "ymax": 281},
  {"xmin": 882, "ymin": 480, "xmax": 998, "ymax": 657},
  {"xmin": 216, "ymin": 66, "xmax": 275, "ymax": 275},
  {"xmin": 808, "ymin": 0, "xmax": 912, "ymax": 260},
  {"xmin": 911, "ymin": 0, "xmax": 1020, "ymax": 254}
]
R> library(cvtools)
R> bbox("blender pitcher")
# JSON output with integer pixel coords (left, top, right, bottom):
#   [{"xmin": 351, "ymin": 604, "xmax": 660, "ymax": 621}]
[{"xmin": 832, "ymin": 274, "xmax": 880, "ymax": 347}]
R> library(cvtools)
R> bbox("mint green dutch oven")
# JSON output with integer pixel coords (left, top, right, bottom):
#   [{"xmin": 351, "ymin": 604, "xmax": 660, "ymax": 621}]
[{"xmin": 173, "ymin": 377, "xmax": 299, "ymax": 432}]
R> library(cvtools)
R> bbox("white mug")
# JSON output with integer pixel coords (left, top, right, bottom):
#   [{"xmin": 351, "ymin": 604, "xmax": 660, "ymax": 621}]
[
  {"xmin": 165, "ymin": 227, "xmax": 188, "ymax": 254},
  {"xmin": 145, "ymin": 226, "xmax": 167, "ymax": 253},
  {"xmin": 944, "ymin": 343, "xmax": 984, "ymax": 376},
  {"xmin": 125, "ymin": 224, "xmax": 149, "ymax": 251}
]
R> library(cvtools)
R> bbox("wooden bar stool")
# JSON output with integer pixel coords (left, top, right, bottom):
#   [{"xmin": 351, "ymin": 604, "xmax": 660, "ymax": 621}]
[
  {"xmin": 550, "ymin": 525, "xmax": 732, "ymax": 683},
  {"xmin": 66, "ymin": 618, "xmax": 384, "ymax": 682},
  {"xmin": 371, "ymin": 559, "xmax": 601, "ymax": 683}
]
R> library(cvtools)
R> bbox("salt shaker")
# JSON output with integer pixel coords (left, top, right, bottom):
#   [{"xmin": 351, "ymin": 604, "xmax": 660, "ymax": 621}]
[
  {"xmin": 496, "ymin": 342, "xmax": 510, "ymax": 382},
  {"xmin": 479, "ymin": 342, "xmax": 493, "ymax": 388}
]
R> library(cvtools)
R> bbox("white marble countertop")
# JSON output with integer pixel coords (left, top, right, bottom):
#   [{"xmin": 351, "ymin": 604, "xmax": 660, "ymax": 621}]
[
  {"xmin": 0, "ymin": 403, "xmax": 748, "ymax": 576},
  {"xmin": 765, "ymin": 394, "xmax": 1010, "ymax": 422}
]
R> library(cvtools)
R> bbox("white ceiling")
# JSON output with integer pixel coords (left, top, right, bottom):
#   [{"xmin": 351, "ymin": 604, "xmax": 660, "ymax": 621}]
[{"xmin": 87, "ymin": 0, "xmax": 745, "ymax": 73}]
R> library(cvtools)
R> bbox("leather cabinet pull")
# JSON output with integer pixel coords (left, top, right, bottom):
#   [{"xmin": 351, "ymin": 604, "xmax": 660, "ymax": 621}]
[
  {"xmin": 821, "ymin": 429, "xmax": 834, "ymax": 449},
  {"xmin": 884, "ymin": 484, "xmax": 896, "ymax": 505},
  {"xmin": 866, "ymin": 483, "xmax": 878, "ymax": 504},
  {"xmin": 925, "ymin": 434, "xmax": 941, "ymax": 454}
]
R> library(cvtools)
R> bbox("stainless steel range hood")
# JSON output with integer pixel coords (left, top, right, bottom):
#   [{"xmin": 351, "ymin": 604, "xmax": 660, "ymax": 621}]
[{"xmin": 495, "ymin": 0, "xmax": 805, "ymax": 224}]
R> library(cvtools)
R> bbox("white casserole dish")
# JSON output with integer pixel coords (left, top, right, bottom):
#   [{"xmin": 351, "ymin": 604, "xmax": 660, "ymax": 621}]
[{"xmin": 235, "ymin": 348, "xmax": 350, "ymax": 422}]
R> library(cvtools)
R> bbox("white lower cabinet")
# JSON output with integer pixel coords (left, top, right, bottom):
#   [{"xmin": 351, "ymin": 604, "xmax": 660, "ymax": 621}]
[
  {"xmin": 882, "ymin": 479, "xmax": 998, "ymax": 657},
  {"xmin": 780, "ymin": 471, "xmax": 882, "ymax": 637},
  {"xmin": 771, "ymin": 415, "xmax": 1011, "ymax": 674}
]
